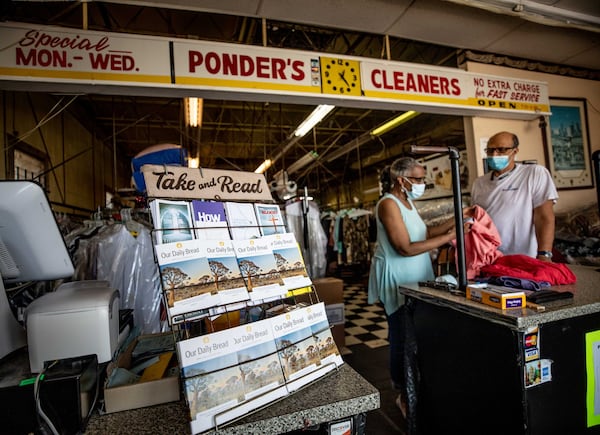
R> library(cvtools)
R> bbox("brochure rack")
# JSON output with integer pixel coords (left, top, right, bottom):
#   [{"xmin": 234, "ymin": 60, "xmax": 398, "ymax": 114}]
[{"xmin": 142, "ymin": 164, "xmax": 344, "ymax": 434}]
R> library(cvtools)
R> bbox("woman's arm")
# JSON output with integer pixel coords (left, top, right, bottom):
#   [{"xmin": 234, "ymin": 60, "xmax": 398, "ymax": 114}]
[
  {"xmin": 379, "ymin": 198, "xmax": 456, "ymax": 257},
  {"xmin": 427, "ymin": 206, "xmax": 475, "ymax": 238},
  {"xmin": 427, "ymin": 218, "xmax": 455, "ymax": 238}
]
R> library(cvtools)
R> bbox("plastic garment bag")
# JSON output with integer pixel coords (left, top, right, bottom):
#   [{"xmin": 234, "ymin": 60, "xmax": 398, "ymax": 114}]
[
  {"xmin": 285, "ymin": 200, "xmax": 328, "ymax": 279},
  {"xmin": 67, "ymin": 223, "xmax": 163, "ymax": 334},
  {"xmin": 95, "ymin": 224, "xmax": 162, "ymax": 334}
]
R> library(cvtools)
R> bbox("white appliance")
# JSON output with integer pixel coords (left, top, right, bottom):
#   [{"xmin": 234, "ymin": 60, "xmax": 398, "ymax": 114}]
[{"xmin": 25, "ymin": 283, "xmax": 120, "ymax": 373}]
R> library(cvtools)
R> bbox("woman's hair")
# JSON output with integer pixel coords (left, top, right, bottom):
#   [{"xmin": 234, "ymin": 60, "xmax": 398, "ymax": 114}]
[
  {"xmin": 379, "ymin": 165, "xmax": 392, "ymax": 194},
  {"xmin": 390, "ymin": 157, "xmax": 419, "ymax": 180},
  {"xmin": 379, "ymin": 157, "xmax": 420, "ymax": 194}
]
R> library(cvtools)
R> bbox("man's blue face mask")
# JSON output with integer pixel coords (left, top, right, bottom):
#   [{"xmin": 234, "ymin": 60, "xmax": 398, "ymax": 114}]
[{"xmin": 487, "ymin": 155, "xmax": 510, "ymax": 171}]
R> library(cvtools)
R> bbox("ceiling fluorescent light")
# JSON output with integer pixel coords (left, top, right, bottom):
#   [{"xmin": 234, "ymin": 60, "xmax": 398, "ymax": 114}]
[
  {"xmin": 185, "ymin": 97, "xmax": 203, "ymax": 127},
  {"xmin": 293, "ymin": 105, "xmax": 335, "ymax": 138},
  {"xmin": 370, "ymin": 111, "xmax": 419, "ymax": 137},
  {"xmin": 286, "ymin": 151, "xmax": 319, "ymax": 175},
  {"xmin": 444, "ymin": 0, "xmax": 600, "ymax": 31},
  {"xmin": 325, "ymin": 133, "xmax": 372, "ymax": 163},
  {"xmin": 255, "ymin": 159, "xmax": 272, "ymax": 174}
]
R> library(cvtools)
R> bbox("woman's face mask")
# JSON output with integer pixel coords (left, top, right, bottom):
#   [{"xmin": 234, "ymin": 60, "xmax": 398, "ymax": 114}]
[
  {"xmin": 403, "ymin": 177, "xmax": 426, "ymax": 200},
  {"xmin": 486, "ymin": 155, "xmax": 510, "ymax": 171}
]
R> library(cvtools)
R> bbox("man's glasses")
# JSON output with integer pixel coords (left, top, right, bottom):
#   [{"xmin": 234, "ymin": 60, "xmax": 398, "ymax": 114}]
[{"xmin": 484, "ymin": 147, "xmax": 515, "ymax": 155}]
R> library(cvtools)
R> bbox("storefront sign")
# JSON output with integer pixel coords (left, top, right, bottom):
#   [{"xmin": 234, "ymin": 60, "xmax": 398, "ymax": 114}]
[
  {"xmin": 0, "ymin": 22, "xmax": 550, "ymax": 118},
  {"xmin": 142, "ymin": 165, "xmax": 273, "ymax": 201},
  {"xmin": 172, "ymin": 39, "xmax": 320, "ymax": 94},
  {"xmin": 0, "ymin": 22, "xmax": 172, "ymax": 84},
  {"xmin": 361, "ymin": 60, "xmax": 547, "ymax": 114}
]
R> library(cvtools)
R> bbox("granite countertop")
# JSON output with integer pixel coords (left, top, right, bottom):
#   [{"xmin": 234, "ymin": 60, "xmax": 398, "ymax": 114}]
[
  {"xmin": 399, "ymin": 264, "xmax": 600, "ymax": 330},
  {"xmin": 85, "ymin": 363, "xmax": 379, "ymax": 435}
]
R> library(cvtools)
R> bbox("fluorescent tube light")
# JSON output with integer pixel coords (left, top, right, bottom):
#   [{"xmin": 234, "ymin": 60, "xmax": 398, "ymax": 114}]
[
  {"xmin": 255, "ymin": 159, "xmax": 272, "ymax": 174},
  {"xmin": 325, "ymin": 134, "xmax": 372, "ymax": 163},
  {"xmin": 293, "ymin": 105, "xmax": 335, "ymax": 138},
  {"xmin": 444, "ymin": 0, "xmax": 600, "ymax": 30},
  {"xmin": 185, "ymin": 97, "xmax": 203, "ymax": 127},
  {"xmin": 286, "ymin": 151, "xmax": 319, "ymax": 175},
  {"xmin": 370, "ymin": 111, "xmax": 419, "ymax": 137}
]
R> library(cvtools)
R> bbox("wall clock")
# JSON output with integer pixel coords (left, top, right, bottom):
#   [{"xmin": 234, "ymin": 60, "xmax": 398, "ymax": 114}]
[{"xmin": 320, "ymin": 57, "xmax": 362, "ymax": 96}]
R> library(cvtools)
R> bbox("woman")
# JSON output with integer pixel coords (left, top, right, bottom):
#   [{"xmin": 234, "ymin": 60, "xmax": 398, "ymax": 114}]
[{"xmin": 368, "ymin": 157, "xmax": 461, "ymax": 416}]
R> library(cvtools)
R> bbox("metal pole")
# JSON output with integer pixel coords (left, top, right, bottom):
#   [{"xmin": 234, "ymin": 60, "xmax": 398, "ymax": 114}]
[{"xmin": 411, "ymin": 145, "xmax": 467, "ymax": 290}]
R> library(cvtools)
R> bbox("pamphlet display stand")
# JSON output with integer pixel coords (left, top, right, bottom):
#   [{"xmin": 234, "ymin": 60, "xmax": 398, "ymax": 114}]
[{"xmin": 142, "ymin": 164, "xmax": 345, "ymax": 434}]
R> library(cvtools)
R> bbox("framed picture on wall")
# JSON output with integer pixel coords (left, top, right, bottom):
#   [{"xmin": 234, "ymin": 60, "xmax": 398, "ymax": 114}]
[{"xmin": 545, "ymin": 97, "xmax": 593, "ymax": 189}]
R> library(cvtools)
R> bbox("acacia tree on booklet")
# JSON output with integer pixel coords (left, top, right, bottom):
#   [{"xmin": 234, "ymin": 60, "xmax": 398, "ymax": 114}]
[
  {"xmin": 277, "ymin": 339, "xmax": 300, "ymax": 377},
  {"xmin": 160, "ymin": 266, "xmax": 190, "ymax": 306},
  {"xmin": 238, "ymin": 259, "xmax": 260, "ymax": 290},
  {"xmin": 208, "ymin": 260, "xmax": 230, "ymax": 291}
]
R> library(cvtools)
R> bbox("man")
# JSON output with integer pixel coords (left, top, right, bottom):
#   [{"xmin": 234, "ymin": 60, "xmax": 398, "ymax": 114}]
[{"xmin": 471, "ymin": 131, "xmax": 558, "ymax": 262}]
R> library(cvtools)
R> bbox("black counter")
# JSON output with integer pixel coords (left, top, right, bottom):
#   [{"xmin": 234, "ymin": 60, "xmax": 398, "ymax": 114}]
[{"xmin": 399, "ymin": 265, "xmax": 600, "ymax": 435}]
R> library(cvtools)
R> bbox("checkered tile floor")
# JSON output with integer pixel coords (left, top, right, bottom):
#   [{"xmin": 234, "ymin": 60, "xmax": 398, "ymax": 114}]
[{"xmin": 344, "ymin": 283, "xmax": 389, "ymax": 349}]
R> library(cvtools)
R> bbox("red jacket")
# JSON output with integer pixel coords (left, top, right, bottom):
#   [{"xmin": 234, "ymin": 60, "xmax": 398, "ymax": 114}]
[
  {"xmin": 455, "ymin": 205, "xmax": 503, "ymax": 279},
  {"xmin": 480, "ymin": 254, "xmax": 576, "ymax": 285}
]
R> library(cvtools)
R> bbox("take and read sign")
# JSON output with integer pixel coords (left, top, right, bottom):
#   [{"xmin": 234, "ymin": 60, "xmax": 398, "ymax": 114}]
[
  {"xmin": 0, "ymin": 22, "xmax": 550, "ymax": 116},
  {"xmin": 142, "ymin": 165, "xmax": 273, "ymax": 201}
]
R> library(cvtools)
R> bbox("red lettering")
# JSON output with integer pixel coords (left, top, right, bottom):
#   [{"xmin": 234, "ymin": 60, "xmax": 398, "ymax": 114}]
[
  {"xmin": 205, "ymin": 52, "xmax": 220, "ymax": 74},
  {"xmin": 291, "ymin": 60, "xmax": 304, "ymax": 80},
  {"xmin": 417, "ymin": 74, "xmax": 429, "ymax": 93},
  {"xmin": 19, "ymin": 31, "xmax": 36, "ymax": 47},
  {"xmin": 19, "ymin": 30, "xmax": 109, "ymax": 52},
  {"xmin": 451, "ymin": 78, "xmax": 460, "ymax": 95},
  {"xmin": 15, "ymin": 47, "xmax": 36, "ymax": 66},
  {"xmin": 16, "ymin": 48, "xmax": 66, "ymax": 67},
  {"xmin": 371, "ymin": 69, "xmax": 382, "ymax": 89},
  {"xmin": 378, "ymin": 70, "xmax": 391, "ymax": 90},
  {"xmin": 89, "ymin": 53, "xmax": 110, "ymax": 69},
  {"xmin": 111, "ymin": 55, "xmax": 122, "ymax": 70},
  {"xmin": 390, "ymin": 71, "xmax": 404, "ymax": 91},
  {"xmin": 429, "ymin": 76, "xmax": 439, "ymax": 93},
  {"xmin": 240, "ymin": 55, "xmax": 254, "ymax": 76},
  {"xmin": 256, "ymin": 56, "xmax": 269, "ymax": 78},
  {"xmin": 37, "ymin": 50, "xmax": 52, "ymax": 67},
  {"xmin": 439, "ymin": 77, "xmax": 450, "ymax": 94},
  {"xmin": 222, "ymin": 53, "xmax": 238, "ymax": 75},
  {"xmin": 188, "ymin": 51, "xmax": 202, "ymax": 73},
  {"xmin": 406, "ymin": 73, "xmax": 417, "ymax": 92},
  {"xmin": 374, "ymin": 70, "xmax": 463, "ymax": 95},
  {"xmin": 108, "ymin": 54, "xmax": 134, "ymax": 71},
  {"xmin": 272, "ymin": 58, "xmax": 286, "ymax": 79},
  {"xmin": 185, "ymin": 51, "xmax": 305, "ymax": 81}
]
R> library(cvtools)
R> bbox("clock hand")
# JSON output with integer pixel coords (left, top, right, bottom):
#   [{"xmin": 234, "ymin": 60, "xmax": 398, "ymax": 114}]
[{"xmin": 339, "ymin": 71, "xmax": 350, "ymax": 87}]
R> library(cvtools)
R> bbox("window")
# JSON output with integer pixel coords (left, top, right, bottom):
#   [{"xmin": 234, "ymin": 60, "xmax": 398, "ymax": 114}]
[{"xmin": 7, "ymin": 136, "xmax": 48, "ymax": 188}]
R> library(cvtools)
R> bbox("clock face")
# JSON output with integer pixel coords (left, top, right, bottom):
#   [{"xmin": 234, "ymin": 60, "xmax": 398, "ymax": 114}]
[{"xmin": 320, "ymin": 57, "xmax": 362, "ymax": 96}]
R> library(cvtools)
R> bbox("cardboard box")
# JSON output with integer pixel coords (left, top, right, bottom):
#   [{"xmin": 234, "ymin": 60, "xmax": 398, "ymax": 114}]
[
  {"xmin": 104, "ymin": 333, "xmax": 181, "ymax": 413},
  {"xmin": 466, "ymin": 283, "xmax": 526, "ymax": 309},
  {"xmin": 313, "ymin": 277, "xmax": 343, "ymax": 305}
]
